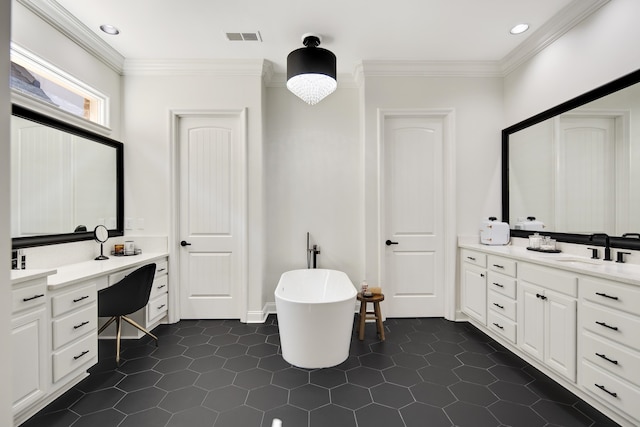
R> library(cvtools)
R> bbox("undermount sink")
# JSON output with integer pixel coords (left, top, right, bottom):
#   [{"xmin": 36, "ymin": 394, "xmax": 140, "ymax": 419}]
[{"xmin": 549, "ymin": 257, "xmax": 602, "ymax": 266}]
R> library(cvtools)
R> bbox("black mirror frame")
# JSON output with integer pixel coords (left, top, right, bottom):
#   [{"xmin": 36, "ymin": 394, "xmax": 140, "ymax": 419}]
[
  {"xmin": 502, "ymin": 68, "xmax": 640, "ymax": 251},
  {"xmin": 11, "ymin": 104, "xmax": 124, "ymax": 249}
]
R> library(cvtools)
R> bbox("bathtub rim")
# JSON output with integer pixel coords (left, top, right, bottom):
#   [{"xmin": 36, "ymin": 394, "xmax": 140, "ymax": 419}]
[{"xmin": 274, "ymin": 268, "xmax": 357, "ymax": 304}]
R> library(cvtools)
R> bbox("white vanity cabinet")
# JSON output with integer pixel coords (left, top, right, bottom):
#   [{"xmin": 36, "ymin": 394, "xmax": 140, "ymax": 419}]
[
  {"xmin": 49, "ymin": 278, "xmax": 101, "ymax": 384},
  {"xmin": 460, "ymin": 249, "xmax": 487, "ymax": 324},
  {"xmin": 578, "ymin": 276, "xmax": 640, "ymax": 421},
  {"xmin": 11, "ymin": 276, "xmax": 48, "ymax": 417},
  {"xmin": 518, "ymin": 263, "xmax": 577, "ymax": 382},
  {"xmin": 486, "ymin": 256, "xmax": 517, "ymax": 343}
]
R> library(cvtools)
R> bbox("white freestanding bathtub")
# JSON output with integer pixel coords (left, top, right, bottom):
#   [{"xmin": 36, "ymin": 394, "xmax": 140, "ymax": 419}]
[{"xmin": 275, "ymin": 269, "xmax": 357, "ymax": 369}]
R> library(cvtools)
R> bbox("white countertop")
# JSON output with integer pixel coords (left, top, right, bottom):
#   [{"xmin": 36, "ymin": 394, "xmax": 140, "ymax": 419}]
[
  {"xmin": 460, "ymin": 243, "xmax": 640, "ymax": 287},
  {"xmin": 11, "ymin": 252, "xmax": 168, "ymax": 289}
]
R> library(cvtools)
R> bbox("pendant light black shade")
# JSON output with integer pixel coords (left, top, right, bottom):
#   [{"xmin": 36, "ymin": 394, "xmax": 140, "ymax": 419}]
[{"xmin": 286, "ymin": 34, "xmax": 337, "ymax": 105}]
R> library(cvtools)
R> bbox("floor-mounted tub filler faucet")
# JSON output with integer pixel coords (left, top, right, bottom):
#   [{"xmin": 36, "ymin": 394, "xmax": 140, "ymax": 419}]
[{"xmin": 306, "ymin": 232, "xmax": 321, "ymax": 269}]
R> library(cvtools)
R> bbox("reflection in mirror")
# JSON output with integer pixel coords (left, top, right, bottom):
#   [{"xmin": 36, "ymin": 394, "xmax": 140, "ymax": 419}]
[
  {"xmin": 503, "ymin": 69, "xmax": 640, "ymax": 250},
  {"xmin": 11, "ymin": 105, "xmax": 123, "ymax": 248}
]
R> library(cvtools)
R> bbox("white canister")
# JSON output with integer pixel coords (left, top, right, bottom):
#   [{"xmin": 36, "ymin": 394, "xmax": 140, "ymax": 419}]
[{"xmin": 125, "ymin": 241, "xmax": 135, "ymax": 255}]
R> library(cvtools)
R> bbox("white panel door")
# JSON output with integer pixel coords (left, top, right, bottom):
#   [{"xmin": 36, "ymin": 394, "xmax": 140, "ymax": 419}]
[
  {"xmin": 545, "ymin": 291, "xmax": 576, "ymax": 381},
  {"xmin": 382, "ymin": 116, "xmax": 444, "ymax": 317},
  {"xmin": 518, "ymin": 282, "xmax": 544, "ymax": 362},
  {"xmin": 556, "ymin": 116, "xmax": 615, "ymax": 233},
  {"xmin": 179, "ymin": 114, "xmax": 245, "ymax": 319}
]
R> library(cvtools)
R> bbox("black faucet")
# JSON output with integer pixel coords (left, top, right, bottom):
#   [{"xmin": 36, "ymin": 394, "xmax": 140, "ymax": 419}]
[{"xmin": 590, "ymin": 233, "xmax": 612, "ymax": 261}]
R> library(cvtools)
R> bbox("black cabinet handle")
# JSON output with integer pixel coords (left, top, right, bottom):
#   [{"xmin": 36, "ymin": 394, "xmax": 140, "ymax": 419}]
[
  {"xmin": 467, "ymin": 256, "xmax": 476, "ymax": 261},
  {"xmin": 493, "ymin": 264, "xmax": 504, "ymax": 269},
  {"xmin": 73, "ymin": 321, "xmax": 90, "ymax": 330},
  {"xmin": 73, "ymin": 295, "xmax": 90, "ymax": 303},
  {"xmin": 23, "ymin": 294, "xmax": 45, "ymax": 302},
  {"xmin": 492, "ymin": 282, "xmax": 503, "ymax": 288},
  {"xmin": 595, "ymin": 352, "xmax": 618, "ymax": 365},
  {"xmin": 180, "ymin": 240, "xmax": 191, "ymax": 246},
  {"xmin": 595, "ymin": 292, "xmax": 618, "ymax": 300},
  {"xmin": 157, "ymin": 284, "xmax": 166, "ymax": 290},
  {"xmin": 157, "ymin": 304, "xmax": 166, "ymax": 310},
  {"xmin": 492, "ymin": 323, "xmax": 504, "ymax": 330},
  {"xmin": 595, "ymin": 321, "xmax": 618, "ymax": 331},
  {"xmin": 385, "ymin": 240, "xmax": 399, "ymax": 246},
  {"xmin": 73, "ymin": 350, "xmax": 90, "ymax": 360},
  {"xmin": 480, "ymin": 273, "xmax": 485, "ymax": 278},
  {"xmin": 535, "ymin": 293, "xmax": 547, "ymax": 300},
  {"xmin": 493, "ymin": 303, "xmax": 504, "ymax": 309},
  {"xmin": 594, "ymin": 383, "xmax": 617, "ymax": 398},
  {"xmin": 157, "ymin": 268, "xmax": 166, "ymax": 272}
]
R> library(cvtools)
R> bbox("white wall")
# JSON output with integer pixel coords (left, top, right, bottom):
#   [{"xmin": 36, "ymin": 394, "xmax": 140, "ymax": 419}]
[
  {"xmin": 1, "ymin": 0, "xmax": 14, "ymax": 424},
  {"xmin": 264, "ymin": 86, "xmax": 362, "ymax": 297},
  {"xmin": 504, "ymin": 0, "xmax": 640, "ymax": 126},
  {"xmin": 362, "ymin": 75, "xmax": 504, "ymax": 283}
]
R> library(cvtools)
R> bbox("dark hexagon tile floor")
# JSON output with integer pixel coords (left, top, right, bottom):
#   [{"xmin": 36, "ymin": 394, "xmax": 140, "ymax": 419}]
[{"xmin": 21, "ymin": 316, "xmax": 620, "ymax": 427}]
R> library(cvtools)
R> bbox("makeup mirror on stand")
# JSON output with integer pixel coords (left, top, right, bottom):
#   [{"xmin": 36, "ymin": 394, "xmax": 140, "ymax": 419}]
[{"xmin": 94, "ymin": 225, "xmax": 109, "ymax": 260}]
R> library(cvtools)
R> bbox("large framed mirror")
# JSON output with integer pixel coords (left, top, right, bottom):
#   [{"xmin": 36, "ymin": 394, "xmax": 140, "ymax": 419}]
[
  {"xmin": 11, "ymin": 104, "xmax": 124, "ymax": 248},
  {"xmin": 502, "ymin": 69, "xmax": 640, "ymax": 251}
]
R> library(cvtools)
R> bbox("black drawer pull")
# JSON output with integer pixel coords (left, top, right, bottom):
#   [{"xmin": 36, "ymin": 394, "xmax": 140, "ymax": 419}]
[
  {"xmin": 493, "ymin": 303, "xmax": 504, "ymax": 309},
  {"xmin": 157, "ymin": 284, "xmax": 166, "ymax": 290},
  {"xmin": 595, "ymin": 292, "xmax": 618, "ymax": 300},
  {"xmin": 493, "ymin": 264, "xmax": 504, "ymax": 269},
  {"xmin": 157, "ymin": 304, "xmax": 166, "ymax": 310},
  {"xmin": 492, "ymin": 323, "xmax": 504, "ymax": 330},
  {"xmin": 595, "ymin": 352, "xmax": 618, "ymax": 365},
  {"xmin": 23, "ymin": 294, "xmax": 44, "ymax": 302},
  {"xmin": 73, "ymin": 321, "xmax": 90, "ymax": 330},
  {"xmin": 480, "ymin": 273, "xmax": 485, "ymax": 278},
  {"xmin": 73, "ymin": 295, "xmax": 90, "ymax": 303},
  {"xmin": 492, "ymin": 282, "xmax": 504, "ymax": 288},
  {"xmin": 595, "ymin": 321, "xmax": 618, "ymax": 331},
  {"xmin": 535, "ymin": 293, "xmax": 547, "ymax": 300},
  {"xmin": 73, "ymin": 350, "xmax": 90, "ymax": 360},
  {"xmin": 467, "ymin": 256, "xmax": 476, "ymax": 261},
  {"xmin": 595, "ymin": 383, "xmax": 617, "ymax": 398},
  {"xmin": 157, "ymin": 268, "xmax": 166, "ymax": 273}
]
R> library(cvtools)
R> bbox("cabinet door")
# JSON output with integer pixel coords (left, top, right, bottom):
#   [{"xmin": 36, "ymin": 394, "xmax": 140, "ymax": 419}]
[
  {"xmin": 545, "ymin": 291, "xmax": 576, "ymax": 381},
  {"xmin": 462, "ymin": 266, "xmax": 487, "ymax": 324},
  {"xmin": 11, "ymin": 307, "xmax": 47, "ymax": 414},
  {"xmin": 518, "ymin": 282, "xmax": 544, "ymax": 362}
]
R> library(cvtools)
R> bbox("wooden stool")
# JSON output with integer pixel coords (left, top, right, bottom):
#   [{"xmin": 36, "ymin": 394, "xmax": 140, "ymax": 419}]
[{"xmin": 356, "ymin": 292, "xmax": 385, "ymax": 341}]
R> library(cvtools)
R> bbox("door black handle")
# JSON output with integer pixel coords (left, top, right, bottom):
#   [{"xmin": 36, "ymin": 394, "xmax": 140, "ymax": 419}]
[
  {"xmin": 180, "ymin": 240, "xmax": 191, "ymax": 247},
  {"xmin": 385, "ymin": 240, "xmax": 399, "ymax": 246}
]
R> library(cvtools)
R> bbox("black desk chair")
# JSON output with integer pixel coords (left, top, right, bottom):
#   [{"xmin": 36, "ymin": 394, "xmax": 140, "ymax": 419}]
[{"xmin": 98, "ymin": 263, "xmax": 158, "ymax": 365}]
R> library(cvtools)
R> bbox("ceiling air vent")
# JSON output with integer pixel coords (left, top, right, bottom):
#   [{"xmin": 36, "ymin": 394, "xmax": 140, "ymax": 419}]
[{"xmin": 225, "ymin": 32, "xmax": 262, "ymax": 42}]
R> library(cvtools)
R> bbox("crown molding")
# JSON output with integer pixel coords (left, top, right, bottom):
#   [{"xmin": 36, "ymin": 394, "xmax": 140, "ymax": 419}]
[
  {"xmin": 500, "ymin": 0, "xmax": 610, "ymax": 75},
  {"xmin": 122, "ymin": 58, "xmax": 271, "ymax": 78},
  {"xmin": 17, "ymin": 0, "xmax": 125, "ymax": 73}
]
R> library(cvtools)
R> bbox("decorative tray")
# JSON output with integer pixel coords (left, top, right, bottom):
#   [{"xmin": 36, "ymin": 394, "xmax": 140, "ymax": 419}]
[{"xmin": 526, "ymin": 247, "xmax": 561, "ymax": 253}]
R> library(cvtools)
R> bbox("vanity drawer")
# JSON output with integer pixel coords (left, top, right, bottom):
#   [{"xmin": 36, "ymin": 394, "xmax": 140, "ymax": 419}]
[
  {"xmin": 52, "ymin": 332, "xmax": 97, "ymax": 383},
  {"xmin": 461, "ymin": 250, "xmax": 486, "ymax": 268},
  {"xmin": 487, "ymin": 311, "xmax": 516, "ymax": 344},
  {"xmin": 149, "ymin": 275, "xmax": 168, "ymax": 300},
  {"xmin": 51, "ymin": 283, "xmax": 97, "ymax": 317},
  {"xmin": 155, "ymin": 260, "xmax": 168, "ymax": 277},
  {"xmin": 12, "ymin": 280, "xmax": 47, "ymax": 313},
  {"xmin": 488, "ymin": 291, "xmax": 516, "ymax": 321},
  {"xmin": 582, "ymin": 302, "xmax": 640, "ymax": 351},
  {"xmin": 52, "ymin": 304, "xmax": 97, "ymax": 350},
  {"xmin": 488, "ymin": 271, "xmax": 517, "ymax": 299},
  {"xmin": 147, "ymin": 293, "xmax": 168, "ymax": 324},
  {"xmin": 488, "ymin": 256, "xmax": 516, "ymax": 277},
  {"xmin": 581, "ymin": 360, "xmax": 640, "ymax": 421},
  {"xmin": 582, "ymin": 330, "xmax": 640, "ymax": 387},
  {"xmin": 519, "ymin": 263, "xmax": 577, "ymax": 297},
  {"xmin": 581, "ymin": 277, "xmax": 640, "ymax": 316}
]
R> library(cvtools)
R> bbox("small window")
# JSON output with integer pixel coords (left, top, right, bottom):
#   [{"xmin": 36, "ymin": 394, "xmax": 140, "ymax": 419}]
[{"xmin": 10, "ymin": 44, "xmax": 108, "ymax": 126}]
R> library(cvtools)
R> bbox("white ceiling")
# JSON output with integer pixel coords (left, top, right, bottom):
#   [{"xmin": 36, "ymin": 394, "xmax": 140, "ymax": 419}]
[{"xmin": 45, "ymin": 0, "xmax": 601, "ymax": 75}]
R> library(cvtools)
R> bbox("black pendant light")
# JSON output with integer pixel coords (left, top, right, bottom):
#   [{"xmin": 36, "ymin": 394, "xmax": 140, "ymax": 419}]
[{"xmin": 286, "ymin": 33, "xmax": 337, "ymax": 105}]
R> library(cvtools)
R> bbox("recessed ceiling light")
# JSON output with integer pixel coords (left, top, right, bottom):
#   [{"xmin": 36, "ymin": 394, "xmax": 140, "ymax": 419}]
[
  {"xmin": 100, "ymin": 24, "xmax": 120, "ymax": 35},
  {"xmin": 510, "ymin": 23, "xmax": 529, "ymax": 35}
]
